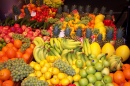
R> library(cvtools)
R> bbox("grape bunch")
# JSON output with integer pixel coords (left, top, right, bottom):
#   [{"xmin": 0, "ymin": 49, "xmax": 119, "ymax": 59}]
[
  {"xmin": 12, "ymin": 33, "xmax": 31, "ymax": 51},
  {"xmin": 21, "ymin": 76, "xmax": 48, "ymax": 86},
  {"xmin": 0, "ymin": 58, "xmax": 34, "ymax": 82}
]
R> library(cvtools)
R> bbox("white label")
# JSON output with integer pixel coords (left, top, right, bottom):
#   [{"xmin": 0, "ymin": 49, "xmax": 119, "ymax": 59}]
[{"xmin": 31, "ymin": 11, "xmax": 36, "ymax": 17}]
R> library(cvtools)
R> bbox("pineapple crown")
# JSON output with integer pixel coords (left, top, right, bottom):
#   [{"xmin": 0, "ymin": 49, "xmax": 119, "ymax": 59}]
[
  {"xmin": 86, "ymin": 28, "xmax": 92, "ymax": 38},
  {"xmin": 65, "ymin": 27, "xmax": 71, "ymax": 37},
  {"xmin": 57, "ymin": 7, "xmax": 62, "ymax": 14},
  {"xmin": 32, "ymin": 0, "xmax": 36, "ymax": 5},
  {"xmin": 78, "ymin": 5, "xmax": 83, "ymax": 14},
  {"xmin": 39, "ymin": 0, "xmax": 43, "ymax": 6},
  {"xmin": 93, "ymin": 7, "xmax": 99, "ymax": 15},
  {"xmin": 71, "ymin": 5, "xmax": 77, "ymax": 12},
  {"xmin": 76, "ymin": 27, "xmax": 82, "ymax": 37},
  {"xmin": 100, "ymin": 6, "xmax": 106, "ymax": 14},
  {"xmin": 12, "ymin": 5, "xmax": 21, "ymax": 15},
  {"xmin": 97, "ymin": 33, "xmax": 102, "ymax": 40},
  {"xmin": 63, "ymin": 5, "xmax": 69, "ymax": 13},
  {"xmin": 24, "ymin": 7, "xmax": 31, "ymax": 17},
  {"xmin": 105, "ymin": 10, "xmax": 113, "ymax": 20},
  {"xmin": 85, "ymin": 5, "xmax": 91, "ymax": 13},
  {"xmin": 24, "ymin": 0, "xmax": 30, "ymax": 4},
  {"xmin": 116, "ymin": 27, "xmax": 124, "ymax": 39},
  {"xmin": 106, "ymin": 27, "xmax": 114, "ymax": 40},
  {"xmin": 53, "ymin": 25, "xmax": 61, "ymax": 37}
]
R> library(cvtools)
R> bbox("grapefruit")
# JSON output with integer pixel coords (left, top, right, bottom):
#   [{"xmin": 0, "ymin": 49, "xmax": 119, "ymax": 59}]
[
  {"xmin": 102, "ymin": 43, "xmax": 115, "ymax": 58},
  {"xmin": 116, "ymin": 45, "xmax": 130, "ymax": 62}
]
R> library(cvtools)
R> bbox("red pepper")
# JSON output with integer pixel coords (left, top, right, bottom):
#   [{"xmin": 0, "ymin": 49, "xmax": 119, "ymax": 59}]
[
  {"xmin": 103, "ymin": 19, "xmax": 112, "ymax": 26},
  {"xmin": 55, "ymin": 84, "xmax": 62, "ymax": 86},
  {"xmin": 67, "ymin": 83, "xmax": 76, "ymax": 86}
]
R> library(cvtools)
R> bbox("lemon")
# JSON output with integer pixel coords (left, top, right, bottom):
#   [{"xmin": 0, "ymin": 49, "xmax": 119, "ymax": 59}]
[
  {"xmin": 67, "ymin": 76, "xmax": 73, "ymax": 83},
  {"xmin": 60, "ymin": 78, "xmax": 70, "ymax": 86},
  {"xmin": 29, "ymin": 61, "xmax": 36, "ymax": 68},
  {"xmin": 44, "ymin": 62, "xmax": 51, "ymax": 68},
  {"xmin": 72, "ymin": 65, "xmax": 77, "ymax": 69},
  {"xmin": 52, "ymin": 67, "xmax": 60, "ymax": 75},
  {"xmin": 34, "ymin": 63, "xmax": 41, "ymax": 71},
  {"xmin": 28, "ymin": 73, "xmax": 36, "ymax": 77},
  {"xmin": 116, "ymin": 45, "xmax": 130, "ymax": 62},
  {"xmin": 35, "ymin": 70, "xmax": 42, "ymax": 77},
  {"xmin": 57, "ymin": 73, "xmax": 66, "ymax": 80},
  {"xmin": 48, "ymin": 67, "xmax": 53, "ymax": 73},
  {"xmin": 102, "ymin": 43, "xmax": 115, "ymax": 58},
  {"xmin": 39, "ymin": 76, "xmax": 46, "ymax": 81},
  {"xmin": 50, "ymin": 77, "xmax": 60, "ymax": 85},
  {"xmin": 90, "ymin": 42, "xmax": 101, "ymax": 57},
  {"xmin": 41, "ymin": 66, "xmax": 48, "ymax": 74},
  {"xmin": 39, "ymin": 60, "xmax": 46, "ymax": 67},
  {"xmin": 73, "ymin": 74, "xmax": 81, "ymax": 82},
  {"xmin": 44, "ymin": 71, "xmax": 52, "ymax": 80},
  {"xmin": 47, "ymin": 79, "xmax": 52, "ymax": 86}
]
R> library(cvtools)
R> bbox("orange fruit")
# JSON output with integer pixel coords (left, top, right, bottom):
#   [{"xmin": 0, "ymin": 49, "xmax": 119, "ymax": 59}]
[
  {"xmin": 0, "ymin": 51, "xmax": 5, "ymax": 58},
  {"xmin": 123, "ymin": 68, "xmax": 130, "ymax": 80},
  {"xmin": 124, "ymin": 82, "xmax": 130, "ymax": 86},
  {"xmin": 0, "ymin": 69, "xmax": 11, "ymax": 81},
  {"xmin": 113, "ymin": 71, "xmax": 126, "ymax": 84},
  {"xmin": 2, "ymin": 80, "xmax": 14, "ymax": 86},
  {"xmin": 25, "ymin": 48, "xmax": 33, "ymax": 55},
  {"xmin": 13, "ymin": 39, "xmax": 22, "ymax": 49},
  {"xmin": 16, "ymin": 51, "xmax": 23, "ymax": 58},
  {"xmin": 6, "ymin": 48, "xmax": 16, "ymax": 59},
  {"xmin": 122, "ymin": 64, "xmax": 130, "ymax": 71},
  {"xmin": 2, "ymin": 46, "xmax": 8, "ymax": 52},
  {"xmin": 22, "ymin": 53, "xmax": 31, "ymax": 63},
  {"xmin": 6, "ymin": 43, "xmax": 14, "ymax": 48}
]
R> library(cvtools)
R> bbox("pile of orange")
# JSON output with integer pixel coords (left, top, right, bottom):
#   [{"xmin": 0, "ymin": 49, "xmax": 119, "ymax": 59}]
[
  {"xmin": 0, "ymin": 39, "xmax": 35, "ymax": 63},
  {"xmin": 109, "ymin": 64, "xmax": 130, "ymax": 86},
  {"xmin": 0, "ymin": 69, "xmax": 14, "ymax": 86}
]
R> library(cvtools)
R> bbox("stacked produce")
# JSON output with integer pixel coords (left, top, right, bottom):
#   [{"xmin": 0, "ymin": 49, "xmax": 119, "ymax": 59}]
[{"xmin": 0, "ymin": 1, "xmax": 130, "ymax": 86}]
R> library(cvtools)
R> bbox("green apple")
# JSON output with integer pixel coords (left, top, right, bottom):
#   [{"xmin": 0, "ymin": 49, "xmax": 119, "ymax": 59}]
[
  {"xmin": 73, "ymin": 81, "xmax": 80, "ymax": 86},
  {"xmin": 87, "ymin": 83, "xmax": 94, "ymax": 86},
  {"xmin": 79, "ymin": 69, "xmax": 87, "ymax": 78},
  {"xmin": 79, "ymin": 78, "xmax": 88, "ymax": 86},
  {"xmin": 87, "ymin": 74, "xmax": 97, "ymax": 84},
  {"xmin": 94, "ymin": 72, "xmax": 103, "ymax": 81},
  {"xmin": 102, "ymin": 59, "xmax": 110, "ymax": 67},
  {"xmin": 91, "ymin": 58, "xmax": 98, "ymax": 65},
  {"xmin": 75, "ymin": 59, "xmax": 83, "ymax": 68},
  {"xmin": 86, "ymin": 60, "xmax": 92, "ymax": 66},
  {"xmin": 101, "ymin": 67, "xmax": 110, "ymax": 76},
  {"xmin": 105, "ymin": 83, "xmax": 114, "ymax": 86},
  {"xmin": 86, "ymin": 66, "xmax": 96, "ymax": 74},
  {"xmin": 94, "ymin": 62, "xmax": 104, "ymax": 71},
  {"xmin": 94, "ymin": 81, "xmax": 105, "ymax": 86},
  {"xmin": 103, "ymin": 75, "xmax": 112, "ymax": 84}
]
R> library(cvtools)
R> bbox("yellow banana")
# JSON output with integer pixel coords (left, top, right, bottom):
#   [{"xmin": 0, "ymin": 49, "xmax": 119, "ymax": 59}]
[
  {"xmin": 50, "ymin": 38, "xmax": 54, "ymax": 47},
  {"xmin": 85, "ymin": 38, "xmax": 91, "ymax": 55},
  {"xmin": 33, "ymin": 37, "xmax": 44, "ymax": 46}
]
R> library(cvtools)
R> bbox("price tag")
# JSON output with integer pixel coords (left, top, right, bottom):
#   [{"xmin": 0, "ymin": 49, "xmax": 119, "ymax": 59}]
[{"xmin": 31, "ymin": 11, "xmax": 36, "ymax": 17}]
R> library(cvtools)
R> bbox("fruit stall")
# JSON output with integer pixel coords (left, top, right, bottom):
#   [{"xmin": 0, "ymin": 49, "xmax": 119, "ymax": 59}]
[{"xmin": 0, "ymin": 0, "xmax": 130, "ymax": 86}]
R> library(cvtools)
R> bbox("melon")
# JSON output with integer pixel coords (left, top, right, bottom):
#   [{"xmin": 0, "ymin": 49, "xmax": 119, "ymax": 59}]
[
  {"xmin": 116, "ymin": 45, "xmax": 130, "ymax": 62},
  {"xmin": 102, "ymin": 43, "xmax": 115, "ymax": 58},
  {"xmin": 90, "ymin": 42, "xmax": 101, "ymax": 57}
]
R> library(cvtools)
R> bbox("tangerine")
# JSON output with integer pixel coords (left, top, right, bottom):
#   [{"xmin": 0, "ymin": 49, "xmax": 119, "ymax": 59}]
[{"xmin": 13, "ymin": 39, "xmax": 22, "ymax": 49}]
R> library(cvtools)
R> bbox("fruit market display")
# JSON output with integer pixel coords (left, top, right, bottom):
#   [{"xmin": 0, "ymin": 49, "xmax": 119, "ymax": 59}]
[{"xmin": 0, "ymin": 0, "xmax": 130, "ymax": 86}]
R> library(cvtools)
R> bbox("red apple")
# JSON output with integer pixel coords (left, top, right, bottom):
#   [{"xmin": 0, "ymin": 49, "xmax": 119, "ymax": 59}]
[
  {"xmin": 22, "ymin": 31, "xmax": 27, "ymax": 36},
  {"xmin": 14, "ymin": 23, "xmax": 20, "ymax": 28},
  {"xmin": 21, "ymin": 25, "xmax": 27, "ymax": 30}
]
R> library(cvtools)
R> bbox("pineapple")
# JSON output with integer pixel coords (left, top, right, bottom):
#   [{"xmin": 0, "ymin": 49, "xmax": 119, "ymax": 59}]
[
  {"xmin": 64, "ymin": 27, "xmax": 72, "ymax": 39},
  {"xmin": 55, "ymin": 7, "xmax": 63, "ymax": 18},
  {"xmin": 62, "ymin": 5, "xmax": 69, "ymax": 17},
  {"xmin": 93, "ymin": 7, "xmax": 99, "ymax": 15},
  {"xmin": 95, "ymin": 33, "xmax": 104, "ymax": 47},
  {"xmin": 83, "ymin": 5, "xmax": 91, "ymax": 17},
  {"xmin": 105, "ymin": 10, "xmax": 113, "ymax": 20},
  {"xmin": 86, "ymin": 28, "xmax": 92, "ymax": 43},
  {"xmin": 104, "ymin": 27, "xmax": 114, "ymax": 43},
  {"xmin": 77, "ymin": 5, "xmax": 84, "ymax": 17},
  {"xmin": 115, "ymin": 27, "xmax": 124, "ymax": 49},
  {"xmin": 100, "ymin": 6, "xmax": 106, "ymax": 14}
]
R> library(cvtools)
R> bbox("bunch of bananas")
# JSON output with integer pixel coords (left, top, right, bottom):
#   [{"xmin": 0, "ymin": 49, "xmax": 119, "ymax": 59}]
[
  {"xmin": 43, "ymin": 0, "xmax": 64, "ymax": 8},
  {"xmin": 82, "ymin": 38, "xmax": 91, "ymax": 56},
  {"xmin": 107, "ymin": 55, "xmax": 123, "ymax": 72}
]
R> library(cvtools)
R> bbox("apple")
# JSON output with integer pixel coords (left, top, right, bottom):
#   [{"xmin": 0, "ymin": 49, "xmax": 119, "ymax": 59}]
[
  {"xmin": 21, "ymin": 25, "xmax": 27, "ymax": 30},
  {"xmin": 79, "ymin": 78, "xmax": 88, "ymax": 86},
  {"xmin": 94, "ymin": 62, "xmax": 104, "ymax": 72},
  {"xmin": 102, "ymin": 59, "xmax": 110, "ymax": 67},
  {"xmin": 91, "ymin": 58, "xmax": 98, "ymax": 65},
  {"xmin": 94, "ymin": 72, "xmax": 103, "ymax": 81},
  {"xmin": 87, "ymin": 83, "xmax": 94, "ymax": 86},
  {"xmin": 87, "ymin": 74, "xmax": 97, "ymax": 84},
  {"xmin": 86, "ymin": 66, "xmax": 96, "ymax": 74},
  {"xmin": 101, "ymin": 68, "xmax": 110, "ymax": 76},
  {"xmin": 73, "ymin": 82, "xmax": 80, "ymax": 86},
  {"xmin": 14, "ymin": 23, "xmax": 20, "ymax": 28},
  {"xmin": 75, "ymin": 59, "xmax": 83, "ymax": 68},
  {"xmin": 94, "ymin": 81, "xmax": 104, "ymax": 86},
  {"xmin": 79, "ymin": 69, "xmax": 87, "ymax": 78},
  {"xmin": 86, "ymin": 60, "xmax": 92, "ymax": 66},
  {"xmin": 103, "ymin": 75, "xmax": 112, "ymax": 84},
  {"xmin": 105, "ymin": 83, "xmax": 114, "ymax": 86}
]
